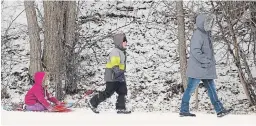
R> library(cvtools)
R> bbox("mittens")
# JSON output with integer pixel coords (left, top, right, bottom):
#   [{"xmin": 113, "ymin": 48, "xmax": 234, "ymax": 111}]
[{"xmin": 113, "ymin": 67, "xmax": 125, "ymax": 82}]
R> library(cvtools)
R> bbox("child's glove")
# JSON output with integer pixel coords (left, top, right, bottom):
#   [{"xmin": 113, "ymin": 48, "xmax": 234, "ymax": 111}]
[{"xmin": 113, "ymin": 67, "xmax": 125, "ymax": 82}]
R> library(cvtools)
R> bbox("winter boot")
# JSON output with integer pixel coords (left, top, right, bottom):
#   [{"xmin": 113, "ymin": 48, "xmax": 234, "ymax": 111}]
[
  {"xmin": 117, "ymin": 109, "xmax": 131, "ymax": 114},
  {"xmin": 88, "ymin": 101, "xmax": 99, "ymax": 114},
  {"xmin": 179, "ymin": 112, "xmax": 196, "ymax": 117},
  {"xmin": 217, "ymin": 108, "xmax": 233, "ymax": 117}
]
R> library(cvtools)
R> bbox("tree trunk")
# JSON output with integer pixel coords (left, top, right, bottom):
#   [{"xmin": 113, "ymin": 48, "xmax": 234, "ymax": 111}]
[
  {"xmin": 43, "ymin": 1, "xmax": 65, "ymax": 100},
  {"xmin": 195, "ymin": 88, "xmax": 199, "ymax": 110},
  {"xmin": 176, "ymin": 1, "xmax": 188, "ymax": 90},
  {"xmin": 24, "ymin": 1, "xmax": 42, "ymax": 78},
  {"xmin": 251, "ymin": 2, "xmax": 256, "ymax": 67},
  {"xmin": 253, "ymin": 34, "xmax": 256, "ymax": 67},
  {"xmin": 248, "ymin": 2, "xmax": 256, "ymax": 105},
  {"xmin": 240, "ymin": 50, "xmax": 254, "ymax": 84},
  {"xmin": 64, "ymin": 1, "xmax": 78, "ymax": 94},
  {"xmin": 240, "ymin": 49, "xmax": 256, "ymax": 104},
  {"xmin": 226, "ymin": 50, "xmax": 229, "ymax": 67}
]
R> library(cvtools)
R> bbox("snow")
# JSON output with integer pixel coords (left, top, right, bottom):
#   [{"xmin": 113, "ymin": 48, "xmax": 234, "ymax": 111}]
[{"xmin": 1, "ymin": 109, "xmax": 255, "ymax": 126}]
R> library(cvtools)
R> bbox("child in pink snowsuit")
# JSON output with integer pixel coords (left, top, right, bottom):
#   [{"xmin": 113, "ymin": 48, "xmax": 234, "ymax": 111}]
[{"xmin": 24, "ymin": 72, "xmax": 61, "ymax": 111}]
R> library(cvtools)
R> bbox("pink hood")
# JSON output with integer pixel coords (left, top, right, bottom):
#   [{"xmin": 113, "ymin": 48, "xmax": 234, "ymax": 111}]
[{"xmin": 34, "ymin": 72, "xmax": 45, "ymax": 86}]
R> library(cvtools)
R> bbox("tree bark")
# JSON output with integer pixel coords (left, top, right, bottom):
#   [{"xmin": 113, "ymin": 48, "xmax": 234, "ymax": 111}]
[
  {"xmin": 195, "ymin": 88, "xmax": 199, "ymax": 110},
  {"xmin": 226, "ymin": 50, "xmax": 229, "ymax": 67},
  {"xmin": 43, "ymin": 1, "xmax": 65, "ymax": 100},
  {"xmin": 64, "ymin": 1, "xmax": 78, "ymax": 94},
  {"xmin": 251, "ymin": 2, "xmax": 256, "ymax": 67},
  {"xmin": 253, "ymin": 34, "xmax": 256, "ymax": 67},
  {"xmin": 176, "ymin": 1, "xmax": 188, "ymax": 90},
  {"xmin": 240, "ymin": 50, "xmax": 256, "ymax": 104},
  {"xmin": 24, "ymin": 1, "xmax": 42, "ymax": 78}
]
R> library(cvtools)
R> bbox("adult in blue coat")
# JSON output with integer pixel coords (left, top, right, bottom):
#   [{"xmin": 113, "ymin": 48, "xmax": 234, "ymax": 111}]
[{"xmin": 180, "ymin": 14, "xmax": 232, "ymax": 117}]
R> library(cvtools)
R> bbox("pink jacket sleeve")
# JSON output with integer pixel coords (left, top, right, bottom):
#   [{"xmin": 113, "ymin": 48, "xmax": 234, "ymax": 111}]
[
  {"xmin": 33, "ymin": 87, "xmax": 51, "ymax": 108},
  {"xmin": 46, "ymin": 91, "xmax": 59, "ymax": 104}
]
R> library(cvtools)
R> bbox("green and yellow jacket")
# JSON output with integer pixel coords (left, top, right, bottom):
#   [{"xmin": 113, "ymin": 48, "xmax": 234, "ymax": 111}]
[{"xmin": 104, "ymin": 33, "xmax": 127, "ymax": 82}]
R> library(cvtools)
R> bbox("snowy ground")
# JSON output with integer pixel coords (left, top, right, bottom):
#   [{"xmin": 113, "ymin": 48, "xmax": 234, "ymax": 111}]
[{"xmin": 1, "ymin": 109, "xmax": 255, "ymax": 126}]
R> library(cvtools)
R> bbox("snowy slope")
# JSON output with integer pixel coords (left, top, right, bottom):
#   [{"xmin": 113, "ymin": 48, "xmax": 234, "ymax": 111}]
[{"xmin": 1, "ymin": 109, "xmax": 255, "ymax": 126}]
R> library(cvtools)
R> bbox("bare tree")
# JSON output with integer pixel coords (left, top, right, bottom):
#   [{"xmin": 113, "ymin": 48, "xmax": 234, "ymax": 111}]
[
  {"xmin": 176, "ymin": 1, "xmax": 187, "ymax": 90},
  {"xmin": 43, "ymin": 1, "xmax": 65, "ymax": 100},
  {"xmin": 212, "ymin": 1, "xmax": 256, "ymax": 105},
  {"xmin": 251, "ymin": 2, "xmax": 256, "ymax": 67},
  {"xmin": 64, "ymin": 1, "xmax": 78, "ymax": 94},
  {"xmin": 24, "ymin": 1, "xmax": 42, "ymax": 77}
]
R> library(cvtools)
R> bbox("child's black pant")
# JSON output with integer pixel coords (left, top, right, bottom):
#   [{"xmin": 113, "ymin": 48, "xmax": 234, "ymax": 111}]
[{"xmin": 90, "ymin": 81, "xmax": 127, "ymax": 110}]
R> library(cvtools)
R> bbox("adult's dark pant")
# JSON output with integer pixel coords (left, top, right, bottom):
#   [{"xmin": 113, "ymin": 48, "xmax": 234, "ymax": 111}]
[{"xmin": 90, "ymin": 81, "xmax": 127, "ymax": 109}]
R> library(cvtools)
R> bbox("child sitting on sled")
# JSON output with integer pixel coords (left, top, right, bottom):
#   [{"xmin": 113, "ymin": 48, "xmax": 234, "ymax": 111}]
[{"xmin": 24, "ymin": 71, "xmax": 63, "ymax": 111}]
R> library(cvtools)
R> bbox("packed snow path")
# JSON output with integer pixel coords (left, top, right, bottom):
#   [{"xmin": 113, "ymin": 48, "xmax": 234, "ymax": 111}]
[{"xmin": 1, "ymin": 109, "xmax": 255, "ymax": 126}]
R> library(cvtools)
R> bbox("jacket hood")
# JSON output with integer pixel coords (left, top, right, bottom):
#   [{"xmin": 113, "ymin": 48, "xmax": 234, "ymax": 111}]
[
  {"xmin": 196, "ymin": 14, "xmax": 207, "ymax": 31},
  {"xmin": 34, "ymin": 72, "xmax": 45, "ymax": 86},
  {"xmin": 196, "ymin": 14, "xmax": 215, "ymax": 32},
  {"xmin": 113, "ymin": 33, "xmax": 126, "ymax": 50}
]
